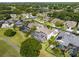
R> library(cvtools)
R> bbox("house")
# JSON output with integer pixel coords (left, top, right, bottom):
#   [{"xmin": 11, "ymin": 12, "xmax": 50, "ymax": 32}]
[
  {"xmin": 0, "ymin": 20, "xmax": 5, "ymax": 23},
  {"xmin": 15, "ymin": 20, "xmax": 23, "ymax": 27},
  {"xmin": 31, "ymin": 31, "xmax": 47, "ymax": 42},
  {"xmin": 64, "ymin": 21, "xmax": 77, "ymax": 32},
  {"xmin": 74, "ymin": 8, "xmax": 79, "ymax": 13},
  {"xmin": 55, "ymin": 32, "xmax": 79, "ymax": 57},
  {"xmin": 20, "ymin": 25, "xmax": 30, "ymax": 32},
  {"xmin": 51, "ymin": 18, "xmax": 64, "ymax": 27},
  {"xmin": 21, "ymin": 13, "xmax": 37, "ymax": 19},
  {"xmin": 36, "ymin": 26, "xmax": 59, "ymax": 40},
  {"xmin": 10, "ymin": 14, "xmax": 17, "ymax": 20},
  {"xmin": 10, "ymin": 14, "xmax": 17, "ymax": 18},
  {"xmin": 0, "ymin": 20, "xmax": 5, "ymax": 27},
  {"xmin": 43, "ymin": 16, "xmax": 50, "ymax": 21},
  {"xmin": 76, "ymin": 23, "xmax": 79, "ymax": 33},
  {"xmin": 50, "ymin": 45, "xmax": 55, "ymax": 49},
  {"xmin": 68, "ymin": 46, "xmax": 78, "ymax": 57},
  {"xmin": 51, "ymin": 18, "xmax": 64, "ymax": 24},
  {"xmin": 1, "ymin": 21, "xmax": 14, "ymax": 28},
  {"xmin": 28, "ymin": 22, "xmax": 59, "ymax": 42},
  {"xmin": 64, "ymin": 21, "xmax": 77, "ymax": 30},
  {"xmin": 56, "ymin": 32, "xmax": 79, "ymax": 47},
  {"xmin": 27, "ymin": 22, "xmax": 44, "ymax": 29},
  {"xmin": 10, "ymin": 14, "xmax": 21, "ymax": 20},
  {"xmin": 53, "ymin": 9, "xmax": 63, "ymax": 12},
  {"xmin": 29, "ymin": 13, "xmax": 37, "ymax": 19}
]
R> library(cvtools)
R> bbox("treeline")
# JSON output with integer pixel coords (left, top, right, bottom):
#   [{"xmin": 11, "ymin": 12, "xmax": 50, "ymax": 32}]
[
  {"xmin": 0, "ymin": 14, "xmax": 11, "ymax": 20},
  {"xmin": 0, "ymin": 3, "xmax": 79, "ymax": 21},
  {"xmin": 48, "ymin": 11, "xmax": 79, "ymax": 21}
]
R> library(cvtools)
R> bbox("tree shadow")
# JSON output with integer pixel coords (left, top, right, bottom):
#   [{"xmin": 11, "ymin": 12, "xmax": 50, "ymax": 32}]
[{"xmin": 20, "ymin": 38, "xmax": 42, "ymax": 57}]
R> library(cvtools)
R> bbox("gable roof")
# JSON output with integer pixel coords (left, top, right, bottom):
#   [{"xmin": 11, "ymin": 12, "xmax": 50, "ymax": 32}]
[
  {"xmin": 56, "ymin": 32, "xmax": 79, "ymax": 47},
  {"xmin": 51, "ymin": 18, "xmax": 64, "ymax": 24},
  {"xmin": 36, "ymin": 26, "xmax": 53, "ymax": 35},
  {"xmin": 31, "ymin": 31, "xmax": 47, "ymax": 42},
  {"xmin": 64, "ymin": 21, "xmax": 77, "ymax": 28}
]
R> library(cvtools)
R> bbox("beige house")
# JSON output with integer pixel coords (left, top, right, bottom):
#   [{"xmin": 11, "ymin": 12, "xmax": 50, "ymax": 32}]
[
  {"xmin": 64, "ymin": 21, "xmax": 77, "ymax": 29},
  {"xmin": 28, "ymin": 22, "xmax": 59, "ymax": 41},
  {"xmin": 36, "ymin": 26, "xmax": 59, "ymax": 40},
  {"xmin": 10, "ymin": 14, "xmax": 20, "ymax": 20},
  {"xmin": 51, "ymin": 18, "xmax": 64, "ymax": 25}
]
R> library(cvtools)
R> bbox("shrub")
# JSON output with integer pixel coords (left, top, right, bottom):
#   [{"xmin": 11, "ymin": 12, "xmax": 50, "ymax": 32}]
[
  {"xmin": 4, "ymin": 29, "xmax": 16, "ymax": 37},
  {"xmin": 20, "ymin": 38, "xmax": 42, "ymax": 57},
  {"xmin": 55, "ymin": 20, "xmax": 64, "ymax": 27}
]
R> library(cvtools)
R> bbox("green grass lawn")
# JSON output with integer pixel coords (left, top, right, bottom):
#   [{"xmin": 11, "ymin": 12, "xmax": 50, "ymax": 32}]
[
  {"xmin": 9, "ymin": 30, "xmax": 26, "ymax": 47},
  {"xmin": 0, "ymin": 40, "xmax": 20, "ymax": 57},
  {"xmin": 0, "ymin": 28, "xmax": 27, "ymax": 47},
  {"xmin": 39, "ymin": 41, "xmax": 55, "ymax": 57},
  {"xmin": 0, "ymin": 28, "xmax": 29, "ymax": 56},
  {"xmin": 46, "ymin": 45, "xmax": 64, "ymax": 57},
  {"xmin": 0, "ymin": 28, "xmax": 8, "ymax": 37}
]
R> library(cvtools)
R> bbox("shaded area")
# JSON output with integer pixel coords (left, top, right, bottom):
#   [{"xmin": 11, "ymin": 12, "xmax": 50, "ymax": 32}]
[
  {"xmin": 20, "ymin": 38, "xmax": 42, "ymax": 57},
  {"xmin": 4, "ymin": 29, "xmax": 16, "ymax": 37}
]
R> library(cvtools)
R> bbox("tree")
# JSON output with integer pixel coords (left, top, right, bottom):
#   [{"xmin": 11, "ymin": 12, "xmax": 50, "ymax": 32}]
[
  {"xmin": 65, "ymin": 6, "xmax": 73, "ymax": 12},
  {"xmin": 20, "ymin": 38, "xmax": 42, "ymax": 57},
  {"xmin": 32, "ymin": 12, "xmax": 37, "ymax": 16},
  {"xmin": 4, "ymin": 29, "xmax": 16, "ymax": 37},
  {"xmin": 0, "ymin": 14, "xmax": 11, "ymax": 20},
  {"xmin": 4, "ymin": 14, "xmax": 11, "ymax": 20},
  {"xmin": 55, "ymin": 20, "xmax": 64, "ymax": 27},
  {"xmin": 53, "ymin": 47, "xmax": 63, "ymax": 56},
  {"xmin": 64, "ymin": 16, "xmax": 71, "ymax": 21},
  {"xmin": 47, "ymin": 13, "xmax": 53, "ymax": 17},
  {"xmin": 30, "ymin": 26, "xmax": 37, "ymax": 32},
  {"xmin": 48, "ymin": 36, "xmax": 55, "ymax": 45}
]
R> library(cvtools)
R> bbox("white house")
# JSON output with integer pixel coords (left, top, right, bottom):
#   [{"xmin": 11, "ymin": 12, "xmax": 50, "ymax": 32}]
[
  {"xmin": 47, "ymin": 29, "xmax": 59, "ymax": 40},
  {"xmin": 1, "ymin": 23, "xmax": 14, "ymax": 28}
]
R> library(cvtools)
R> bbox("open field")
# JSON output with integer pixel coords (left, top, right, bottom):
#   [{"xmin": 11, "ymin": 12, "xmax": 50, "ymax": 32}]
[
  {"xmin": 0, "ymin": 40, "xmax": 20, "ymax": 57},
  {"xmin": 0, "ymin": 28, "xmax": 27, "ymax": 56}
]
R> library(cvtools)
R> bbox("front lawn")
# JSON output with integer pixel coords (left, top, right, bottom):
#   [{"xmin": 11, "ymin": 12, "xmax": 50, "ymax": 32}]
[
  {"xmin": 0, "ymin": 28, "xmax": 8, "ymax": 37},
  {"xmin": 0, "ymin": 28, "xmax": 26, "ymax": 47},
  {"xmin": 9, "ymin": 30, "xmax": 27, "ymax": 47},
  {"xmin": 39, "ymin": 41, "xmax": 55, "ymax": 57},
  {"xmin": 46, "ymin": 45, "xmax": 64, "ymax": 57}
]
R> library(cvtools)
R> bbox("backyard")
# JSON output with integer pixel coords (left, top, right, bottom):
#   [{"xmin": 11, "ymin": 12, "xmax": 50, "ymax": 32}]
[
  {"xmin": 0, "ymin": 40, "xmax": 20, "ymax": 56},
  {"xmin": 39, "ymin": 41, "xmax": 55, "ymax": 57},
  {"xmin": 0, "ymin": 28, "xmax": 30, "ymax": 56}
]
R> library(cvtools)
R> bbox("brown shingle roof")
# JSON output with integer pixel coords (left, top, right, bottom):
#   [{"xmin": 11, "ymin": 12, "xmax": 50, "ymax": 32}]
[{"xmin": 64, "ymin": 21, "xmax": 77, "ymax": 28}]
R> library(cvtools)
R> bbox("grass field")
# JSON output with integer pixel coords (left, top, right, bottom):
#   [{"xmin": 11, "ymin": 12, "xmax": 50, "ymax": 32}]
[
  {"xmin": 9, "ymin": 30, "xmax": 26, "ymax": 47},
  {"xmin": 39, "ymin": 41, "xmax": 55, "ymax": 57},
  {"xmin": 0, "ymin": 28, "xmax": 27, "ymax": 47},
  {"xmin": 0, "ymin": 28, "xmax": 8, "ymax": 37},
  {"xmin": 0, "ymin": 28, "xmax": 55, "ymax": 57},
  {"xmin": 0, "ymin": 40, "xmax": 20, "ymax": 57},
  {"xmin": 0, "ymin": 28, "xmax": 27, "ymax": 56}
]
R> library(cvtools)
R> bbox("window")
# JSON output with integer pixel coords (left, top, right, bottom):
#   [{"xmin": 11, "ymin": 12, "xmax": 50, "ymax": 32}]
[{"xmin": 57, "ymin": 36, "xmax": 62, "ymax": 40}]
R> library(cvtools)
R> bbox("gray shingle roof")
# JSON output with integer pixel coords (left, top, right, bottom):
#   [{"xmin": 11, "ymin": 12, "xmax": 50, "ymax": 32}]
[
  {"xmin": 31, "ymin": 31, "xmax": 47, "ymax": 42},
  {"xmin": 56, "ymin": 32, "xmax": 79, "ymax": 47}
]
